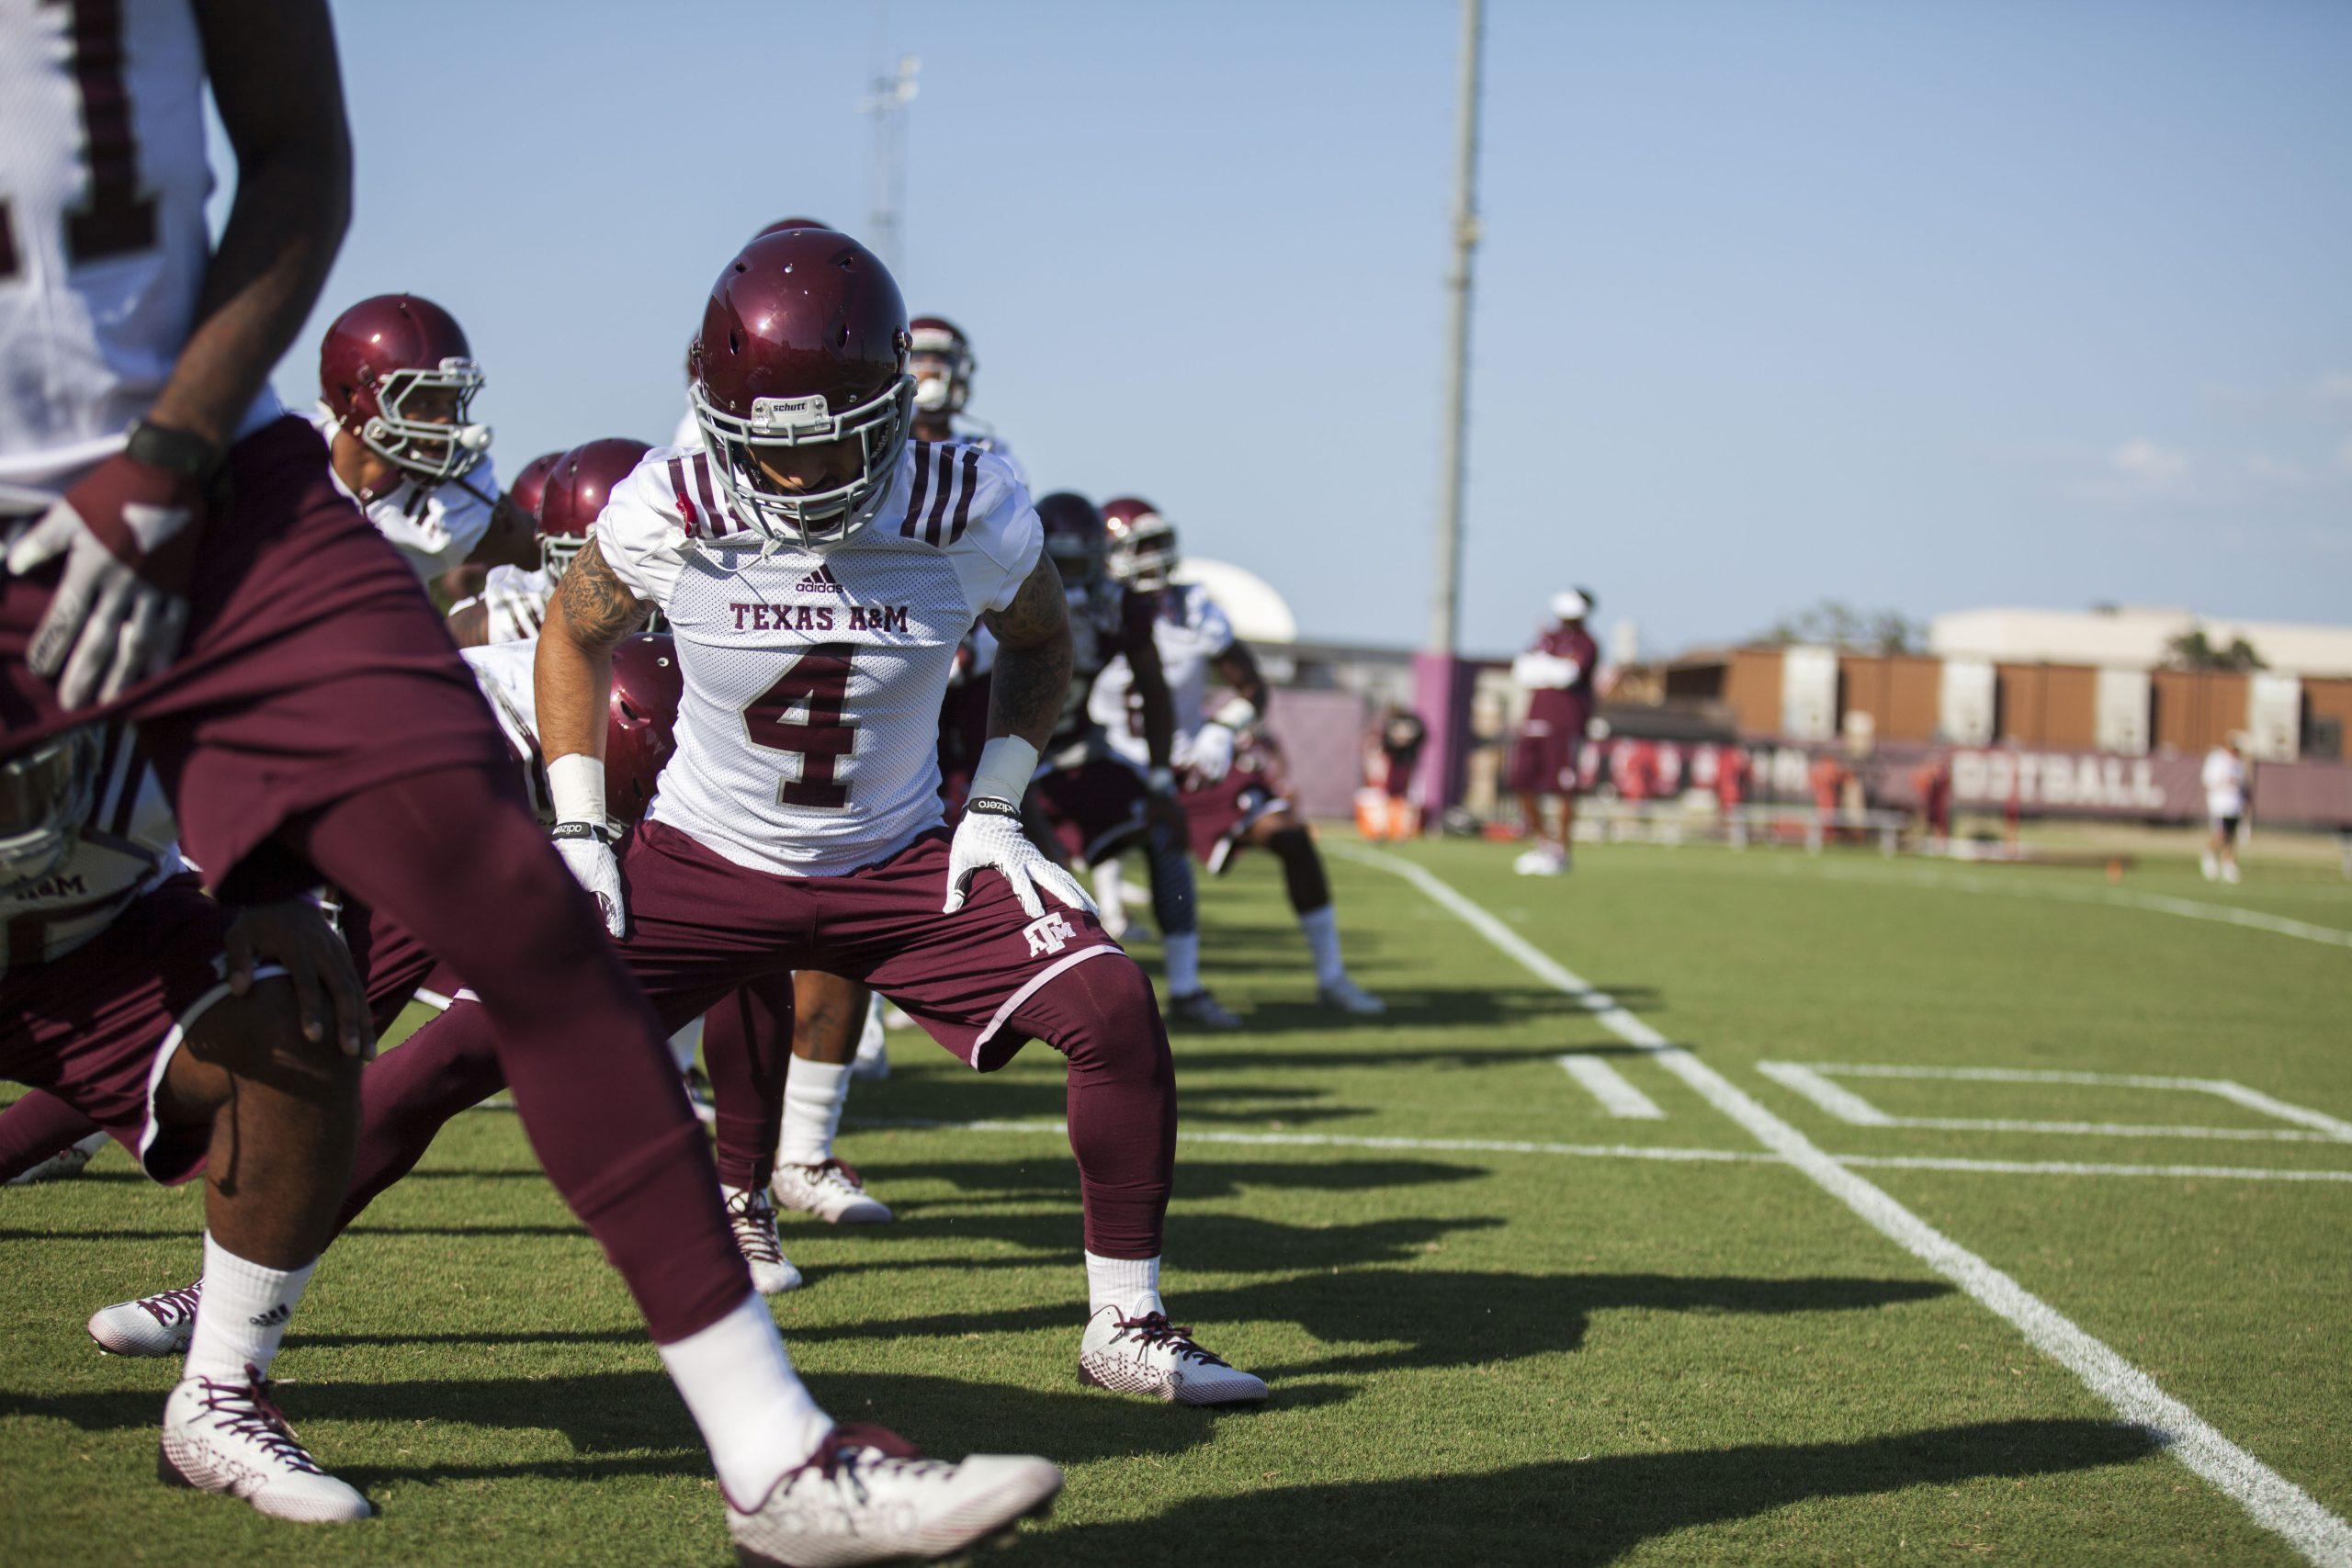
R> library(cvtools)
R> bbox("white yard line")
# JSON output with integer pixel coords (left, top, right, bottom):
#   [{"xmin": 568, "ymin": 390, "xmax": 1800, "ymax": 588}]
[
  {"xmin": 1329, "ymin": 844, "xmax": 2352, "ymax": 1566},
  {"xmin": 1769, "ymin": 1060, "xmax": 2352, "ymax": 1143},
  {"xmin": 842, "ymin": 1114, "xmax": 2352, "ymax": 1186},
  {"xmin": 1801, "ymin": 861, "xmax": 2352, "ymax": 953},
  {"xmin": 1557, "ymin": 1054, "xmax": 1668, "ymax": 1118},
  {"xmin": 1757, "ymin": 1061, "xmax": 1897, "ymax": 1125}
]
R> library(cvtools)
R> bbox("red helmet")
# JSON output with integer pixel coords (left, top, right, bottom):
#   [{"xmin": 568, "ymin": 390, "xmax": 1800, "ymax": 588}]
[
  {"xmin": 605, "ymin": 634, "xmax": 683, "ymax": 825},
  {"xmin": 318, "ymin": 294, "xmax": 491, "ymax": 485},
  {"xmin": 539, "ymin": 437, "xmax": 652, "ymax": 577},
  {"xmin": 687, "ymin": 228, "xmax": 913, "ymax": 547},
  {"xmin": 506, "ymin": 450, "xmax": 563, "ymax": 526},
  {"xmin": 1102, "ymin": 497, "xmax": 1178, "ymax": 592},
  {"xmin": 908, "ymin": 314, "xmax": 973, "ymax": 416},
  {"xmin": 1035, "ymin": 492, "xmax": 1106, "ymax": 586}
]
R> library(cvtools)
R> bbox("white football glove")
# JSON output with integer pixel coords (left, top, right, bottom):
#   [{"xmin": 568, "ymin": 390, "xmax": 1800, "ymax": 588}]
[
  {"xmin": 551, "ymin": 821, "xmax": 627, "ymax": 938},
  {"xmin": 1187, "ymin": 721, "xmax": 1238, "ymax": 783},
  {"xmin": 944, "ymin": 799, "xmax": 1099, "ymax": 919}
]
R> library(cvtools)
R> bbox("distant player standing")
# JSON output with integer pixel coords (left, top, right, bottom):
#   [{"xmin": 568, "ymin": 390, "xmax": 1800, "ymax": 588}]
[
  {"xmin": 1510, "ymin": 589, "xmax": 1600, "ymax": 874},
  {"xmin": 2202, "ymin": 736, "xmax": 2246, "ymax": 883},
  {"xmin": 1091, "ymin": 498, "xmax": 1385, "ymax": 1016},
  {"xmin": 2, "ymin": 7, "xmax": 1049, "ymax": 1553}
]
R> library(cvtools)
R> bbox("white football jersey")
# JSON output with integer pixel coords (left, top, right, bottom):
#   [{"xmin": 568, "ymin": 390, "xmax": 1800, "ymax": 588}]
[
  {"xmin": 0, "ymin": 723, "xmax": 183, "ymax": 976},
  {"xmin": 1092, "ymin": 582, "xmax": 1237, "ymax": 767},
  {"xmin": 596, "ymin": 439, "xmax": 1040, "ymax": 877},
  {"xmin": 309, "ymin": 407, "xmax": 500, "ymax": 578},
  {"xmin": 0, "ymin": 0, "xmax": 283, "ymax": 504}
]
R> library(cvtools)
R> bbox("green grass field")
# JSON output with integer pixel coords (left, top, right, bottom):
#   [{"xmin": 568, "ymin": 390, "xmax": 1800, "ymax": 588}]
[{"xmin": 5, "ymin": 832, "xmax": 2348, "ymax": 1564}]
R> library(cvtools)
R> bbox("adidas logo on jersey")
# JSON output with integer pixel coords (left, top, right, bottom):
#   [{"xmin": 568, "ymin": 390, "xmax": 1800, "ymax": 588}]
[{"xmin": 793, "ymin": 565, "xmax": 843, "ymax": 595}]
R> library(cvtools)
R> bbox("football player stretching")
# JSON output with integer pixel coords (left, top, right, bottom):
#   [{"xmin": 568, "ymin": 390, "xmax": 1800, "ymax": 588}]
[
  {"xmin": 521, "ymin": 225, "xmax": 1269, "ymax": 1419},
  {"xmin": 1091, "ymin": 499, "xmax": 1385, "ymax": 1016}
]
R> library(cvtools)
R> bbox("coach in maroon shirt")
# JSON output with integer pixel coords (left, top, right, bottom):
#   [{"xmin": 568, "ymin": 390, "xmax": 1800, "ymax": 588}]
[{"xmin": 1510, "ymin": 589, "xmax": 1600, "ymax": 874}]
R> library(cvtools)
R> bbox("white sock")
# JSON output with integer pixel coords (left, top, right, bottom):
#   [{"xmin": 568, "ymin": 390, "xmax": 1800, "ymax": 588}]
[
  {"xmin": 854, "ymin": 995, "xmax": 887, "ymax": 1059},
  {"xmin": 1092, "ymin": 859, "xmax": 1127, "ymax": 911},
  {"xmin": 184, "ymin": 1233, "xmax": 315, "ymax": 1384},
  {"xmin": 1085, "ymin": 1251, "xmax": 1165, "ymax": 1319},
  {"xmin": 73, "ymin": 1130, "xmax": 108, "ymax": 1156},
  {"xmin": 657, "ymin": 1292, "xmax": 832, "ymax": 1506},
  {"xmin": 1165, "ymin": 931, "xmax": 1201, "ymax": 995},
  {"xmin": 1298, "ymin": 904, "xmax": 1346, "ymax": 987},
  {"xmin": 777, "ymin": 1058, "xmax": 851, "ymax": 1168},
  {"xmin": 668, "ymin": 1015, "xmax": 705, "ymax": 1074}
]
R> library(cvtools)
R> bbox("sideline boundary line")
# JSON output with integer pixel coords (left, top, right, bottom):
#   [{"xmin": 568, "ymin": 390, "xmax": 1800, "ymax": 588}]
[{"xmin": 1329, "ymin": 843, "xmax": 2352, "ymax": 1566}]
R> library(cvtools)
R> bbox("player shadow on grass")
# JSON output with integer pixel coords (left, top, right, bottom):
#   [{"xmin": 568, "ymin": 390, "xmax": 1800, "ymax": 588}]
[
  {"xmin": 872, "ymin": 1156, "xmax": 1491, "ymax": 1204},
  {"xmin": 1027, "ymin": 1417, "xmax": 2162, "ymax": 1565},
  {"xmin": 857, "ymin": 1072, "xmax": 1373, "ymax": 1129},
  {"xmin": 0, "ymin": 1369, "xmax": 1300, "ymax": 1490},
  {"xmin": 777, "ymin": 1263, "xmax": 1947, "ymax": 1382}
]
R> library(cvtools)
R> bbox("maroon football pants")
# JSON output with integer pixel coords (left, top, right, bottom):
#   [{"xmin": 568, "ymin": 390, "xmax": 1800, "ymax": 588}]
[{"xmin": 291, "ymin": 767, "xmax": 755, "ymax": 1342}]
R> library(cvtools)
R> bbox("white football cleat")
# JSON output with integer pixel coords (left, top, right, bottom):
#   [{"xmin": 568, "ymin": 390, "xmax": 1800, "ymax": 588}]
[
  {"xmin": 1513, "ymin": 845, "xmax": 1567, "ymax": 876},
  {"xmin": 729, "ymin": 1423, "xmax": 1061, "ymax": 1568},
  {"xmin": 89, "ymin": 1279, "xmax": 202, "ymax": 1357},
  {"xmin": 159, "ymin": 1366, "xmax": 370, "ymax": 1522},
  {"xmin": 1078, "ymin": 1305, "xmax": 1268, "ymax": 1406},
  {"xmin": 1167, "ymin": 989, "xmax": 1242, "ymax": 1031},
  {"xmin": 1317, "ymin": 975, "xmax": 1387, "ymax": 1016},
  {"xmin": 7, "ymin": 1131, "xmax": 106, "ymax": 1185},
  {"xmin": 724, "ymin": 1186, "xmax": 805, "ymax": 1293},
  {"xmin": 772, "ymin": 1160, "xmax": 893, "ymax": 1225}
]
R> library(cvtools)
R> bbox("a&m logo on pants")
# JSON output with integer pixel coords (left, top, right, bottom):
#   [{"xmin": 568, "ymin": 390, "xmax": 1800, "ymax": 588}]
[{"xmin": 1023, "ymin": 910, "xmax": 1076, "ymax": 957}]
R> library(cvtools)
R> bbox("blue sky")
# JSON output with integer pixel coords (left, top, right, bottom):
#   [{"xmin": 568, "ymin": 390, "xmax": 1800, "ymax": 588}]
[{"xmin": 232, "ymin": 0, "xmax": 2352, "ymax": 656}]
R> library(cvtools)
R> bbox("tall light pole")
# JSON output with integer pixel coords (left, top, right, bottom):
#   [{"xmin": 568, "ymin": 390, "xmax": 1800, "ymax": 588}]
[
  {"xmin": 863, "ymin": 15, "xmax": 920, "ymax": 276},
  {"xmin": 1416, "ymin": 0, "xmax": 1486, "ymax": 817}
]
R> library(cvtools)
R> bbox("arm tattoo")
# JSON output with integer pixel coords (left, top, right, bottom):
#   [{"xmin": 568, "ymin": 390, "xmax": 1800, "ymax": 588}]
[
  {"xmin": 552, "ymin": 538, "xmax": 650, "ymax": 649},
  {"xmin": 982, "ymin": 559, "xmax": 1073, "ymax": 748}
]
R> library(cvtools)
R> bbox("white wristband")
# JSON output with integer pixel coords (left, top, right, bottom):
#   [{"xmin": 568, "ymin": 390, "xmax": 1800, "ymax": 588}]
[
  {"xmin": 968, "ymin": 735, "xmax": 1040, "ymax": 807},
  {"xmin": 1210, "ymin": 696, "xmax": 1259, "ymax": 730},
  {"xmin": 547, "ymin": 751, "xmax": 608, "ymax": 825}
]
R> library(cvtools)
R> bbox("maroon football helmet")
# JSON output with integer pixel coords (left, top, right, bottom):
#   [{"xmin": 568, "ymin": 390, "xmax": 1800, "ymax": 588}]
[
  {"xmin": 1102, "ymin": 497, "xmax": 1178, "ymax": 593},
  {"xmin": 506, "ymin": 450, "xmax": 563, "ymax": 525},
  {"xmin": 1035, "ymin": 492, "xmax": 1106, "ymax": 587},
  {"xmin": 909, "ymin": 314, "xmax": 973, "ymax": 416},
  {"xmin": 538, "ymin": 437, "xmax": 652, "ymax": 578},
  {"xmin": 605, "ymin": 634, "xmax": 683, "ymax": 826},
  {"xmin": 318, "ymin": 294, "xmax": 491, "ymax": 485},
  {"xmin": 687, "ymin": 229, "xmax": 913, "ymax": 546}
]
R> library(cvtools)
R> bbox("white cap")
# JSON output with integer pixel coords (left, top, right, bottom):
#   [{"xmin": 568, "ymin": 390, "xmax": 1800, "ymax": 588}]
[{"xmin": 1551, "ymin": 589, "xmax": 1592, "ymax": 621}]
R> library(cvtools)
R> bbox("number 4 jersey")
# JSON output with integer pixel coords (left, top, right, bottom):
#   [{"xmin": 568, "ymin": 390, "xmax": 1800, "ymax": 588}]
[{"xmin": 594, "ymin": 440, "xmax": 1041, "ymax": 877}]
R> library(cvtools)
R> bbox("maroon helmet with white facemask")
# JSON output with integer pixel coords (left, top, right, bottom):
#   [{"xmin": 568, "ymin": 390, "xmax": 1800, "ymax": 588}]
[
  {"xmin": 538, "ymin": 438, "xmax": 652, "ymax": 579},
  {"xmin": 686, "ymin": 229, "xmax": 914, "ymax": 547},
  {"xmin": 1102, "ymin": 496, "xmax": 1179, "ymax": 593},
  {"xmin": 1035, "ymin": 492, "xmax": 1107, "ymax": 588},
  {"xmin": 908, "ymin": 315, "xmax": 974, "ymax": 417},
  {"xmin": 318, "ymin": 294, "xmax": 492, "ymax": 485}
]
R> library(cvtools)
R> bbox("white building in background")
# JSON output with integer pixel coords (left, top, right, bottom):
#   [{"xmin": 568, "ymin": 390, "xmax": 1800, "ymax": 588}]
[{"xmin": 1929, "ymin": 606, "xmax": 2352, "ymax": 680}]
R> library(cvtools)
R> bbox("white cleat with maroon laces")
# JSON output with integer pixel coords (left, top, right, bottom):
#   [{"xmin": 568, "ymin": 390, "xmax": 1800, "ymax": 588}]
[
  {"xmin": 88, "ymin": 1278, "xmax": 202, "ymax": 1357},
  {"xmin": 159, "ymin": 1364, "xmax": 370, "ymax": 1522},
  {"xmin": 1078, "ymin": 1306, "xmax": 1269, "ymax": 1405},
  {"xmin": 729, "ymin": 1422, "xmax": 1061, "ymax": 1568},
  {"xmin": 724, "ymin": 1185, "xmax": 806, "ymax": 1293},
  {"xmin": 772, "ymin": 1159, "xmax": 893, "ymax": 1224}
]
